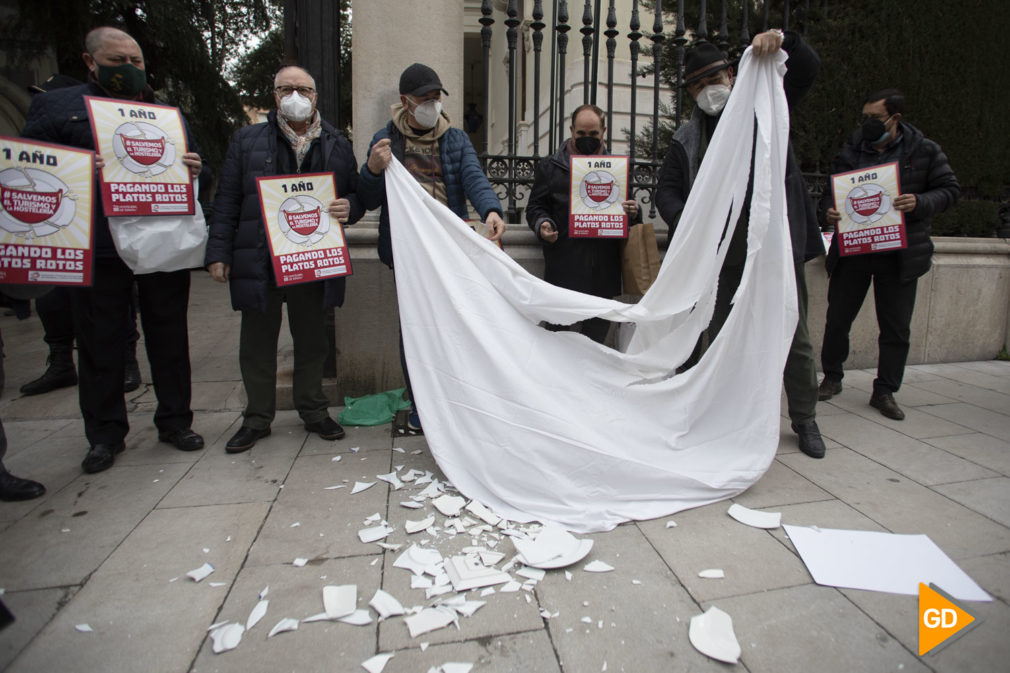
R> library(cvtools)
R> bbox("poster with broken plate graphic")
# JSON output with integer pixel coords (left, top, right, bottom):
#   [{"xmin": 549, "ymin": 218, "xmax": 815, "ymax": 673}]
[
  {"xmin": 0, "ymin": 136, "xmax": 94, "ymax": 287},
  {"xmin": 568, "ymin": 155, "xmax": 629, "ymax": 238},
  {"xmin": 831, "ymin": 161, "xmax": 906, "ymax": 256},
  {"xmin": 85, "ymin": 96, "xmax": 194, "ymax": 217},
  {"xmin": 255, "ymin": 172, "xmax": 352, "ymax": 287}
]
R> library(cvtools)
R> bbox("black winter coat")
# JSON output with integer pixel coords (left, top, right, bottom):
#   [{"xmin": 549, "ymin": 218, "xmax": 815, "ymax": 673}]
[
  {"xmin": 526, "ymin": 144, "xmax": 641, "ymax": 298},
  {"xmin": 820, "ymin": 122, "xmax": 960, "ymax": 282},
  {"xmin": 205, "ymin": 111, "xmax": 364, "ymax": 311}
]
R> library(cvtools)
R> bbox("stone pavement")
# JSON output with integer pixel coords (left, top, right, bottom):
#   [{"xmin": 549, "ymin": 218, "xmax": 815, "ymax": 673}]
[{"xmin": 0, "ymin": 271, "xmax": 1007, "ymax": 673}]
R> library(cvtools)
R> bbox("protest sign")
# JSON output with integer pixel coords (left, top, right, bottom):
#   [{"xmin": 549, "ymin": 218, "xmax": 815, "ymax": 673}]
[{"xmin": 569, "ymin": 155, "xmax": 629, "ymax": 238}]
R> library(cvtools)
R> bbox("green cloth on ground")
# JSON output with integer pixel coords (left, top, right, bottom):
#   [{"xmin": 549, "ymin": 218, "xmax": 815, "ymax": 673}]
[{"xmin": 337, "ymin": 388, "xmax": 412, "ymax": 426}]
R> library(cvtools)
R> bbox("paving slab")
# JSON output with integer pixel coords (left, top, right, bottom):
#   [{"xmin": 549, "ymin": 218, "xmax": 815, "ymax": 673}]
[
  {"xmin": 5, "ymin": 502, "xmax": 268, "ymax": 673},
  {"xmin": 730, "ymin": 458, "xmax": 832, "ymax": 510},
  {"xmin": 918, "ymin": 402, "xmax": 1010, "ymax": 441},
  {"xmin": 824, "ymin": 394, "xmax": 973, "ymax": 439},
  {"xmin": 0, "ymin": 432, "xmax": 94, "ymax": 526},
  {"xmin": 378, "ymin": 631, "xmax": 560, "ymax": 673},
  {"xmin": 923, "ymin": 433, "xmax": 1010, "ymax": 477},
  {"xmin": 0, "ymin": 587, "xmax": 67, "ymax": 670},
  {"xmin": 933, "ymin": 477, "xmax": 1010, "ymax": 528},
  {"xmin": 904, "ymin": 376, "xmax": 1010, "ymax": 417}
]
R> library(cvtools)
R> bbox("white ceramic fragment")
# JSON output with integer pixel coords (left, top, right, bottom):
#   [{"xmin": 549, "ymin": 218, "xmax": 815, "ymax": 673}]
[
  {"xmin": 349, "ymin": 446, "xmax": 360, "ymax": 453},
  {"xmin": 394, "ymin": 545, "xmax": 444, "ymax": 576},
  {"xmin": 246, "ymin": 599, "xmax": 268, "ymax": 630},
  {"xmin": 377, "ymin": 471, "xmax": 404, "ymax": 490},
  {"xmin": 209, "ymin": 622, "xmax": 244, "ymax": 653},
  {"xmin": 414, "ymin": 471, "xmax": 434, "ymax": 485},
  {"xmin": 411, "ymin": 575, "xmax": 433, "ymax": 589},
  {"xmin": 393, "ymin": 446, "xmax": 406, "ymax": 453},
  {"xmin": 666, "ymin": 520, "xmax": 678, "ymax": 528},
  {"xmin": 292, "ymin": 557, "xmax": 309, "ymax": 567},
  {"xmin": 323, "ymin": 584, "xmax": 356, "ymax": 619},
  {"xmin": 499, "ymin": 581, "xmax": 522, "ymax": 593},
  {"xmin": 452, "ymin": 600, "xmax": 486, "ymax": 617},
  {"xmin": 400, "ymin": 500, "xmax": 424, "ymax": 509},
  {"xmin": 583, "ymin": 560, "xmax": 614, "ymax": 573},
  {"xmin": 324, "ymin": 484, "xmax": 346, "ymax": 490},
  {"xmin": 443, "ymin": 555, "xmax": 512, "ymax": 592},
  {"xmin": 364, "ymin": 513, "xmax": 383, "ymax": 524},
  {"xmin": 267, "ymin": 617, "xmax": 299, "ymax": 637},
  {"xmin": 361, "ymin": 652, "xmax": 395, "ymax": 673},
  {"xmin": 369, "ymin": 589, "xmax": 405, "ymax": 618},
  {"xmin": 439, "ymin": 664, "xmax": 474, "ymax": 673},
  {"xmin": 358, "ymin": 524, "xmax": 394, "ymax": 543},
  {"xmin": 698, "ymin": 569, "xmax": 725, "ymax": 579},
  {"xmin": 376, "ymin": 542, "xmax": 403, "ymax": 551},
  {"xmin": 432, "ymin": 494, "xmax": 466, "ymax": 517},
  {"xmin": 406, "ymin": 515, "xmax": 436, "ymax": 534},
  {"xmin": 425, "ymin": 584, "xmax": 454, "ymax": 599},
  {"xmin": 689, "ymin": 606, "xmax": 741, "ymax": 663},
  {"xmin": 339, "ymin": 609, "xmax": 373, "ymax": 626},
  {"xmin": 331, "ymin": 455, "xmax": 342, "ymax": 461},
  {"xmin": 404, "ymin": 607, "xmax": 458, "ymax": 638},
  {"xmin": 465, "ymin": 500, "xmax": 501, "ymax": 526},
  {"xmin": 187, "ymin": 562, "xmax": 215, "ymax": 582},
  {"xmin": 727, "ymin": 503, "xmax": 781, "ymax": 529},
  {"xmin": 478, "ymin": 550, "xmax": 505, "ymax": 566},
  {"xmin": 75, "ymin": 623, "xmax": 93, "ymax": 633},
  {"xmin": 516, "ymin": 566, "xmax": 546, "ymax": 582},
  {"xmin": 351, "ymin": 481, "xmax": 375, "ymax": 494},
  {"xmin": 302, "ymin": 612, "xmax": 330, "ymax": 623},
  {"xmin": 513, "ymin": 524, "xmax": 593, "ymax": 569}
]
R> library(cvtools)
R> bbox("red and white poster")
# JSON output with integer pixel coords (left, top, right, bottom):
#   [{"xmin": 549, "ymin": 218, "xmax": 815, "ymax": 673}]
[
  {"xmin": 831, "ymin": 161, "xmax": 906, "ymax": 256},
  {"xmin": 256, "ymin": 173, "xmax": 351, "ymax": 287},
  {"xmin": 569, "ymin": 155, "xmax": 629, "ymax": 238},
  {"xmin": 0, "ymin": 136, "xmax": 94, "ymax": 287},
  {"xmin": 85, "ymin": 97, "xmax": 194, "ymax": 217}
]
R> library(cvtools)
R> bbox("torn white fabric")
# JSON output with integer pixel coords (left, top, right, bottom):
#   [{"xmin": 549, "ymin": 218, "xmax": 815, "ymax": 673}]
[{"xmin": 385, "ymin": 48, "xmax": 794, "ymax": 533}]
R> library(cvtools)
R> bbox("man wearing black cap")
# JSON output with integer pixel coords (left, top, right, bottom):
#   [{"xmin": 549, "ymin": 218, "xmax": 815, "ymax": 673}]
[
  {"xmin": 654, "ymin": 30, "xmax": 827, "ymax": 459},
  {"xmin": 358, "ymin": 62, "xmax": 504, "ymax": 433}
]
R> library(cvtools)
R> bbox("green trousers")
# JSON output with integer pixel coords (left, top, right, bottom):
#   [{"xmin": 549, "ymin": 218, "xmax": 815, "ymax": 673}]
[{"xmin": 783, "ymin": 259, "xmax": 819, "ymax": 425}]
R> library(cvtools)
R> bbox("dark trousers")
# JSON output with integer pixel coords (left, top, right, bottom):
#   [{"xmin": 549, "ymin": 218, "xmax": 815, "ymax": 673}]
[
  {"xmin": 239, "ymin": 282, "xmax": 330, "ymax": 429},
  {"xmin": 821, "ymin": 253, "xmax": 918, "ymax": 394},
  {"xmin": 71, "ymin": 257, "xmax": 193, "ymax": 445},
  {"xmin": 37, "ymin": 286, "xmax": 139, "ymax": 350}
]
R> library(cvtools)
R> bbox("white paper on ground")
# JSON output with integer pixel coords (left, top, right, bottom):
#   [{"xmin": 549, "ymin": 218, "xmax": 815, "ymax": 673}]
[
  {"xmin": 385, "ymin": 48, "xmax": 794, "ymax": 533},
  {"xmin": 361, "ymin": 652, "xmax": 395, "ymax": 673},
  {"xmin": 727, "ymin": 503, "xmax": 781, "ymax": 529},
  {"xmin": 784, "ymin": 525, "xmax": 993, "ymax": 601},
  {"xmin": 323, "ymin": 584, "xmax": 357, "ymax": 619},
  {"xmin": 689, "ymin": 606, "xmax": 741, "ymax": 664}
]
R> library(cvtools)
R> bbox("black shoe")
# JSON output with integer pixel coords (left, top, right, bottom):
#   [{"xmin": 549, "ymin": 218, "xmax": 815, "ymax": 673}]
[
  {"xmin": 123, "ymin": 356, "xmax": 141, "ymax": 393},
  {"xmin": 870, "ymin": 391, "xmax": 905, "ymax": 420},
  {"xmin": 791, "ymin": 421, "xmax": 826, "ymax": 459},
  {"xmin": 0, "ymin": 470, "xmax": 46, "ymax": 501},
  {"xmin": 304, "ymin": 416, "xmax": 345, "ymax": 440},
  {"xmin": 817, "ymin": 378, "xmax": 842, "ymax": 401},
  {"xmin": 20, "ymin": 357, "xmax": 77, "ymax": 396},
  {"xmin": 82, "ymin": 441, "xmax": 126, "ymax": 474},
  {"xmin": 158, "ymin": 428, "xmax": 204, "ymax": 452},
  {"xmin": 226, "ymin": 426, "xmax": 271, "ymax": 454}
]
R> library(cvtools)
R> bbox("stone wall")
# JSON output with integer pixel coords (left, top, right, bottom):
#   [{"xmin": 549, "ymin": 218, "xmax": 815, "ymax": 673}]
[{"xmin": 333, "ymin": 220, "xmax": 1010, "ymax": 398}]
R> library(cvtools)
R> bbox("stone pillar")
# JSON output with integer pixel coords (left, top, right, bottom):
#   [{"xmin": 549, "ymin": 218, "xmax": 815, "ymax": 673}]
[{"xmin": 352, "ymin": 0, "xmax": 465, "ymax": 163}]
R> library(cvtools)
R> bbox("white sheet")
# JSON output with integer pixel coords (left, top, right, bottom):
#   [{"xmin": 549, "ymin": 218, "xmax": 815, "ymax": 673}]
[{"xmin": 385, "ymin": 49, "xmax": 796, "ymax": 533}]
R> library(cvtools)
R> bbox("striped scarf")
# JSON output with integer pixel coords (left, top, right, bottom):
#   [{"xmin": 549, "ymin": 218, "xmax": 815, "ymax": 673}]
[{"xmin": 277, "ymin": 112, "xmax": 322, "ymax": 168}]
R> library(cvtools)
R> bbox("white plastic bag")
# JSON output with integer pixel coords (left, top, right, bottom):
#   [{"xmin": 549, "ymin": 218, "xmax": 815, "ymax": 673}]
[{"xmin": 108, "ymin": 181, "xmax": 208, "ymax": 274}]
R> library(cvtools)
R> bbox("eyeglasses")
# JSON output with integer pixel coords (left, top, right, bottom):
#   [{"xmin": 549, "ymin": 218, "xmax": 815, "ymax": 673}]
[
  {"xmin": 275, "ymin": 86, "xmax": 315, "ymax": 97},
  {"xmin": 859, "ymin": 113, "xmax": 891, "ymax": 124}
]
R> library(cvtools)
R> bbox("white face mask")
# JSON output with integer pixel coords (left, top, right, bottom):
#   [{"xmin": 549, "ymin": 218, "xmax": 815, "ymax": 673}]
[
  {"xmin": 280, "ymin": 91, "xmax": 313, "ymax": 123},
  {"xmin": 696, "ymin": 84, "xmax": 731, "ymax": 116},
  {"xmin": 411, "ymin": 99, "xmax": 443, "ymax": 128}
]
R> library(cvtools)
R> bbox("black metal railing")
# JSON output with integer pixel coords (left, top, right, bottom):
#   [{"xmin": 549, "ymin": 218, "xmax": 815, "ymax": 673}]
[{"xmin": 476, "ymin": 0, "xmax": 821, "ymax": 224}]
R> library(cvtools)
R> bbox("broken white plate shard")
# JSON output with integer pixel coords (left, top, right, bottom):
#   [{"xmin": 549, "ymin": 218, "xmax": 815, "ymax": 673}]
[
  {"xmin": 411, "ymin": 449, "xmax": 423, "ymax": 455},
  {"xmin": 727, "ymin": 503, "xmax": 781, "ymax": 529},
  {"xmin": 449, "ymin": 519, "xmax": 467, "ymax": 534},
  {"xmin": 400, "ymin": 501, "xmax": 425, "ymax": 510},
  {"xmin": 259, "ymin": 586, "xmax": 269, "ymax": 599},
  {"xmin": 208, "ymin": 582, "xmax": 227, "ymax": 588},
  {"xmin": 516, "ymin": 566, "xmax": 546, "ymax": 582},
  {"xmin": 420, "ymin": 642, "xmax": 430, "ymax": 651},
  {"xmin": 689, "ymin": 606, "xmax": 741, "ymax": 664},
  {"xmin": 425, "ymin": 584, "xmax": 454, "ymax": 599},
  {"xmin": 267, "ymin": 617, "xmax": 299, "ymax": 638},
  {"xmin": 187, "ymin": 562, "xmax": 215, "ymax": 582},
  {"xmin": 323, "ymin": 584, "xmax": 357, "ymax": 619},
  {"xmin": 401, "ymin": 469, "xmax": 421, "ymax": 482},
  {"xmin": 513, "ymin": 523, "xmax": 592, "ymax": 569},
  {"xmin": 358, "ymin": 524, "xmax": 394, "ymax": 543},
  {"xmin": 246, "ymin": 600, "xmax": 269, "ymax": 630},
  {"xmin": 207, "ymin": 620, "xmax": 229, "ymax": 631},
  {"xmin": 203, "ymin": 547, "xmax": 211, "ymax": 553},
  {"xmin": 452, "ymin": 600, "xmax": 486, "ymax": 617},
  {"xmin": 75, "ymin": 623, "xmax": 93, "ymax": 633},
  {"xmin": 364, "ymin": 513, "xmax": 382, "ymax": 524},
  {"xmin": 499, "ymin": 581, "xmax": 522, "ymax": 593},
  {"xmin": 411, "ymin": 575, "xmax": 433, "ymax": 589},
  {"xmin": 394, "ymin": 545, "xmax": 444, "ymax": 576},
  {"xmin": 361, "ymin": 652, "xmax": 395, "ymax": 673},
  {"xmin": 480, "ymin": 587, "xmax": 495, "ymax": 597},
  {"xmin": 377, "ymin": 542, "xmax": 403, "ymax": 551},
  {"xmin": 351, "ymin": 481, "xmax": 375, "ymax": 494},
  {"xmin": 369, "ymin": 589, "xmax": 405, "ymax": 618},
  {"xmin": 440, "ymin": 664, "xmax": 474, "ymax": 673},
  {"xmin": 432, "ymin": 494, "xmax": 466, "ymax": 517},
  {"xmin": 443, "ymin": 555, "xmax": 512, "ymax": 592},
  {"xmin": 564, "ymin": 571, "xmax": 573, "ymax": 581},
  {"xmin": 393, "ymin": 446, "xmax": 406, "ymax": 453},
  {"xmin": 666, "ymin": 520, "xmax": 678, "ymax": 528},
  {"xmin": 349, "ymin": 446, "xmax": 360, "ymax": 453},
  {"xmin": 465, "ymin": 500, "xmax": 502, "ymax": 526},
  {"xmin": 302, "ymin": 612, "xmax": 330, "ymax": 623},
  {"xmin": 478, "ymin": 550, "xmax": 505, "ymax": 567},
  {"xmin": 292, "ymin": 557, "xmax": 309, "ymax": 567},
  {"xmin": 209, "ymin": 622, "xmax": 244, "ymax": 653},
  {"xmin": 404, "ymin": 607, "xmax": 458, "ymax": 638},
  {"xmin": 699, "ymin": 569, "xmax": 725, "ymax": 579},
  {"xmin": 290, "ymin": 522, "xmax": 301, "ymax": 528},
  {"xmin": 583, "ymin": 560, "xmax": 615, "ymax": 573},
  {"xmin": 324, "ymin": 484, "xmax": 346, "ymax": 490},
  {"xmin": 377, "ymin": 471, "xmax": 404, "ymax": 490},
  {"xmin": 414, "ymin": 471, "xmax": 434, "ymax": 485},
  {"xmin": 339, "ymin": 609, "xmax": 373, "ymax": 626},
  {"xmin": 406, "ymin": 515, "xmax": 436, "ymax": 534},
  {"xmin": 581, "ymin": 616, "xmax": 593, "ymax": 624},
  {"xmin": 331, "ymin": 455, "xmax": 342, "ymax": 462}
]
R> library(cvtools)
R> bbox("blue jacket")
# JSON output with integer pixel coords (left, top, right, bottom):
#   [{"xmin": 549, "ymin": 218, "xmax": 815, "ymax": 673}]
[
  {"xmin": 21, "ymin": 81, "xmax": 199, "ymax": 260},
  {"xmin": 358, "ymin": 121, "xmax": 502, "ymax": 268},
  {"xmin": 205, "ymin": 110, "xmax": 364, "ymax": 311}
]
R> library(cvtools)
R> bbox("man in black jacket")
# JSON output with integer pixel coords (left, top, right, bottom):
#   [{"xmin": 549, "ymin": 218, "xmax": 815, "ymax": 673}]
[
  {"xmin": 526, "ymin": 104, "xmax": 642, "ymax": 344},
  {"xmin": 206, "ymin": 65, "xmax": 364, "ymax": 453},
  {"xmin": 654, "ymin": 30, "xmax": 826, "ymax": 458},
  {"xmin": 817, "ymin": 89, "xmax": 960, "ymax": 421},
  {"xmin": 21, "ymin": 27, "xmax": 205, "ymax": 473}
]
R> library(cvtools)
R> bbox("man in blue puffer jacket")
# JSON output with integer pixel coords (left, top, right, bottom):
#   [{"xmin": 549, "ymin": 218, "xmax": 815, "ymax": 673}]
[
  {"xmin": 206, "ymin": 65, "xmax": 364, "ymax": 453},
  {"xmin": 358, "ymin": 63, "xmax": 504, "ymax": 433}
]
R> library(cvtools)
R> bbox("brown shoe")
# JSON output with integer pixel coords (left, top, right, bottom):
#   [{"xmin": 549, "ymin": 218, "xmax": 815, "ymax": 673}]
[
  {"xmin": 869, "ymin": 391, "xmax": 905, "ymax": 420},
  {"xmin": 818, "ymin": 378, "xmax": 842, "ymax": 401}
]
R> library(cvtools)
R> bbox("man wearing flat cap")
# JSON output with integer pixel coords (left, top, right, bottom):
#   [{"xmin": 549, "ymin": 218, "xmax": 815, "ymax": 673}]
[
  {"xmin": 654, "ymin": 30, "xmax": 827, "ymax": 459},
  {"xmin": 358, "ymin": 62, "xmax": 504, "ymax": 434}
]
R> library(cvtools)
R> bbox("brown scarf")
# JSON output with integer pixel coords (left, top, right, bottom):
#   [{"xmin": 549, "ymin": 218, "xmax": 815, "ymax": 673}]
[{"xmin": 277, "ymin": 112, "xmax": 322, "ymax": 168}]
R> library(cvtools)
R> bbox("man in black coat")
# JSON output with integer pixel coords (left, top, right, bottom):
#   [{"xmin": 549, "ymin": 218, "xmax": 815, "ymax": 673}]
[
  {"xmin": 21, "ymin": 27, "xmax": 205, "ymax": 474},
  {"xmin": 817, "ymin": 89, "xmax": 960, "ymax": 421},
  {"xmin": 206, "ymin": 65, "xmax": 364, "ymax": 453},
  {"xmin": 653, "ymin": 30, "xmax": 827, "ymax": 458},
  {"xmin": 526, "ymin": 104, "xmax": 642, "ymax": 344}
]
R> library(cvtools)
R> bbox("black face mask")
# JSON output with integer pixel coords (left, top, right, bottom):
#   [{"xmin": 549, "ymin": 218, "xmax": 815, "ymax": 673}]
[
  {"xmin": 574, "ymin": 136, "xmax": 601, "ymax": 155},
  {"xmin": 861, "ymin": 117, "xmax": 890, "ymax": 145}
]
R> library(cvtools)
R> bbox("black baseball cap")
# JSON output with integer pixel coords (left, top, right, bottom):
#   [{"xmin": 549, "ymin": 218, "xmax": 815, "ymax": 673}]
[{"xmin": 399, "ymin": 63, "xmax": 449, "ymax": 97}]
